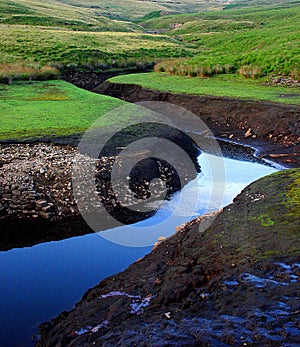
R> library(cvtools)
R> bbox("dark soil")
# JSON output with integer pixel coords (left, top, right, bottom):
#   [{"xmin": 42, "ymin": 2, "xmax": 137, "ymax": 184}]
[
  {"xmin": 95, "ymin": 81, "xmax": 300, "ymax": 168},
  {"xmin": 36, "ymin": 169, "xmax": 300, "ymax": 346},
  {"xmin": 61, "ymin": 67, "xmax": 153, "ymax": 91}
]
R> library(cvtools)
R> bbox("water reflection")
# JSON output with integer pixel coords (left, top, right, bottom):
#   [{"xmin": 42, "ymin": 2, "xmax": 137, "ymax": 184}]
[{"xmin": 0, "ymin": 153, "xmax": 278, "ymax": 346}]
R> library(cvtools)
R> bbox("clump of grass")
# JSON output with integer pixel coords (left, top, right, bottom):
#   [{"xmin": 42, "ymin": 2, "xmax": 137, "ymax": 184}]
[
  {"xmin": 0, "ymin": 62, "xmax": 60, "ymax": 83},
  {"xmin": 239, "ymin": 65, "xmax": 264, "ymax": 79},
  {"xmin": 154, "ymin": 60, "xmax": 237, "ymax": 78},
  {"xmin": 290, "ymin": 68, "xmax": 300, "ymax": 81}
]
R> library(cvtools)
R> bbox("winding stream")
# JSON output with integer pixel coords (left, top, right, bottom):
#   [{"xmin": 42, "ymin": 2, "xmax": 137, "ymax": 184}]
[{"xmin": 0, "ymin": 152, "xmax": 279, "ymax": 346}]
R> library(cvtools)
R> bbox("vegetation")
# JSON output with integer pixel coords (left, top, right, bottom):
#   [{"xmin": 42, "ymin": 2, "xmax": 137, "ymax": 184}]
[
  {"xmin": 0, "ymin": 80, "xmax": 126, "ymax": 141},
  {"xmin": 0, "ymin": 63, "xmax": 60, "ymax": 83},
  {"xmin": 0, "ymin": 0, "xmax": 231, "ymax": 23},
  {"xmin": 109, "ymin": 72, "xmax": 300, "ymax": 105},
  {"xmin": 142, "ymin": 4, "xmax": 300, "ymax": 78},
  {"xmin": 0, "ymin": 26, "xmax": 192, "ymax": 75},
  {"xmin": 0, "ymin": 0, "xmax": 298, "ymax": 81}
]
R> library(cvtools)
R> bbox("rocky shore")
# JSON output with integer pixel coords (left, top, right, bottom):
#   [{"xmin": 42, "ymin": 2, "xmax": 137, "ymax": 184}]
[
  {"xmin": 36, "ymin": 168, "xmax": 300, "ymax": 346},
  {"xmin": 0, "ymin": 124, "xmax": 200, "ymax": 250}
]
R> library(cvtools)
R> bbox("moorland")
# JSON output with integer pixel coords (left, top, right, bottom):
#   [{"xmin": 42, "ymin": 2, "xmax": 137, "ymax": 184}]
[{"xmin": 0, "ymin": 0, "xmax": 299, "ymax": 346}]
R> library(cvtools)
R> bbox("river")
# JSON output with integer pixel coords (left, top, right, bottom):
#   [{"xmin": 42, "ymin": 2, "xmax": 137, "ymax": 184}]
[{"xmin": 0, "ymin": 152, "xmax": 279, "ymax": 346}]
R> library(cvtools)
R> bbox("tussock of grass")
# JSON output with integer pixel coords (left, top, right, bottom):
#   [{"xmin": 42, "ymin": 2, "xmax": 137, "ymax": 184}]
[{"xmin": 0, "ymin": 63, "xmax": 60, "ymax": 83}]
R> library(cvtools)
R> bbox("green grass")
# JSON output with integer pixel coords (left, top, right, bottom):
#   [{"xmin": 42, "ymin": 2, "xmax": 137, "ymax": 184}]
[
  {"xmin": 141, "ymin": 4, "xmax": 300, "ymax": 78},
  {"xmin": 109, "ymin": 72, "xmax": 300, "ymax": 105},
  {"xmin": 0, "ymin": 0, "xmax": 230, "ymax": 24},
  {"xmin": 0, "ymin": 80, "xmax": 126, "ymax": 141},
  {"xmin": 0, "ymin": 26, "xmax": 191, "ymax": 69}
]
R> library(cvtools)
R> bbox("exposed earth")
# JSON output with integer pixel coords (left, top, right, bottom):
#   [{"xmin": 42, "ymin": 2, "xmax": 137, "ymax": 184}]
[{"xmin": 95, "ymin": 81, "xmax": 300, "ymax": 168}]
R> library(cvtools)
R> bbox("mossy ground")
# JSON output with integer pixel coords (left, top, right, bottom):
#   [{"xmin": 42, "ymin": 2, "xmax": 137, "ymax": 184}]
[{"xmin": 203, "ymin": 169, "xmax": 300, "ymax": 262}]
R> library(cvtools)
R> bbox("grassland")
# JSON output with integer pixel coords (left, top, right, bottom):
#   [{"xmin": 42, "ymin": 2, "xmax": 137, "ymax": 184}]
[
  {"xmin": 0, "ymin": 80, "xmax": 127, "ymax": 141},
  {"xmin": 1, "ymin": 0, "xmax": 299, "ymax": 79},
  {"xmin": 109, "ymin": 72, "xmax": 300, "ymax": 105},
  {"xmin": 0, "ymin": 0, "xmax": 231, "ymax": 23},
  {"xmin": 0, "ymin": 0, "xmax": 143, "ymax": 31},
  {"xmin": 0, "ymin": 26, "xmax": 191, "ymax": 72},
  {"xmin": 142, "ymin": 3, "xmax": 300, "ymax": 78}
]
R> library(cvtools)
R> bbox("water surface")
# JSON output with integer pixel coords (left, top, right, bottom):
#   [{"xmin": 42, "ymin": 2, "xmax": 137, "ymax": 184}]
[{"xmin": 0, "ymin": 153, "xmax": 278, "ymax": 346}]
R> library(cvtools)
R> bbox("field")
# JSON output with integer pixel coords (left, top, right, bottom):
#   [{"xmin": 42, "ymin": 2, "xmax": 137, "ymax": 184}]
[
  {"xmin": 0, "ymin": 0, "xmax": 232, "ymax": 23},
  {"xmin": 110, "ymin": 72, "xmax": 300, "ymax": 105},
  {"xmin": 142, "ymin": 3, "xmax": 300, "ymax": 78},
  {"xmin": 0, "ymin": 0, "xmax": 299, "ymax": 79},
  {"xmin": 0, "ymin": 26, "xmax": 191, "ymax": 73},
  {"xmin": 0, "ymin": 80, "xmax": 126, "ymax": 141},
  {"xmin": 0, "ymin": 0, "xmax": 299, "ymax": 128}
]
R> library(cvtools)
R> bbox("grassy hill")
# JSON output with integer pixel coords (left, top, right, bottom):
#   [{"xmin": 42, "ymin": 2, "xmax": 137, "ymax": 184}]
[
  {"xmin": 0, "ymin": 0, "xmax": 232, "ymax": 25},
  {"xmin": 142, "ymin": 2, "xmax": 300, "ymax": 78},
  {"xmin": 0, "ymin": 0, "xmax": 299, "ymax": 80},
  {"xmin": 0, "ymin": 27, "xmax": 191, "ymax": 74},
  {"xmin": 50, "ymin": 0, "xmax": 233, "ymax": 20},
  {"xmin": 0, "ymin": 0, "xmax": 141, "ymax": 31}
]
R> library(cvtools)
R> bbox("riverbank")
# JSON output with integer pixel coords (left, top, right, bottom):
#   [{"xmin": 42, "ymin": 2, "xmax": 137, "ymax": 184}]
[
  {"xmin": 33, "ymin": 78, "xmax": 300, "ymax": 346},
  {"xmin": 95, "ymin": 80, "xmax": 300, "ymax": 168},
  {"xmin": 0, "ymin": 127, "xmax": 200, "ymax": 250},
  {"xmin": 36, "ymin": 168, "xmax": 300, "ymax": 346}
]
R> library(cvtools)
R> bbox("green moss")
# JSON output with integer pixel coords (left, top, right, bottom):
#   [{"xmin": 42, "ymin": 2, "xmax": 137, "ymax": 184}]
[
  {"xmin": 286, "ymin": 176, "xmax": 300, "ymax": 206},
  {"xmin": 262, "ymin": 249, "xmax": 281, "ymax": 258},
  {"xmin": 259, "ymin": 214, "xmax": 275, "ymax": 227}
]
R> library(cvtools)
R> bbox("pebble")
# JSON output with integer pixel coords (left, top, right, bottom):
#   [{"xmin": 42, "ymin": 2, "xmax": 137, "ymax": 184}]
[{"xmin": 1, "ymin": 143, "xmax": 185, "ymax": 223}]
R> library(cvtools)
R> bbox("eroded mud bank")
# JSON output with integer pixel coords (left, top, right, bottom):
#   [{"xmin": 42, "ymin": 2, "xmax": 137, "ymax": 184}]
[{"xmin": 95, "ymin": 81, "xmax": 300, "ymax": 168}]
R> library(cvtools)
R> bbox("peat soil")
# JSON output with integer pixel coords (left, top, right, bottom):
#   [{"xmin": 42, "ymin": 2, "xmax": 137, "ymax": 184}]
[
  {"xmin": 95, "ymin": 81, "xmax": 300, "ymax": 168},
  {"xmin": 36, "ymin": 168, "xmax": 300, "ymax": 346}
]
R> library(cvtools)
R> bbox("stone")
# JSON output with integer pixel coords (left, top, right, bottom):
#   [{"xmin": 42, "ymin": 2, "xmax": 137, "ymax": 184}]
[
  {"xmin": 36, "ymin": 200, "xmax": 48, "ymax": 209},
  {"xmin": 244, "ymin": 128, "xmax": 252, "ymax": 138},
  {"xmin": 39, "ymin": 211, "xmax": 52, "ymax": 219},
  {"xmin": 41, "ymin": 206, "xmax": 52, "ymax": 213}
]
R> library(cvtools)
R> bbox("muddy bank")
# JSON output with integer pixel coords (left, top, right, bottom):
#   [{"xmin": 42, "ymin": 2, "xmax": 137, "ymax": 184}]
[
  {"xmin": 0, "ymin": 123, "xmax": 200, "ymax": 250},
  {"xmin": 61, "ymin": 67, "xmax": 153, "ymax": 91},
  {"xmin": 37, "ymin": 168, "xmax": 300, "ymax": 346},
  {"xmin": 95, "ymin": 81, "xmax": 300, "ymax": 168}
]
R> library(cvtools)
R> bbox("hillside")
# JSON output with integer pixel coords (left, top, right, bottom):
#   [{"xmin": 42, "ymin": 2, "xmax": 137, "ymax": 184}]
[
  {"xmin": 0, "ymin": 0, "xmax": 233, "ymax": 25},
  {"xmin": 0, "ymin": 0, "xmax": 299, "ymax": 78},
  {"xmin": 142, "ymin": 2, "xmax": 300, "ymax": 78},
  {"xmin": 0, "ymin": 0, "xmax": 141, "ymax": 31}
]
